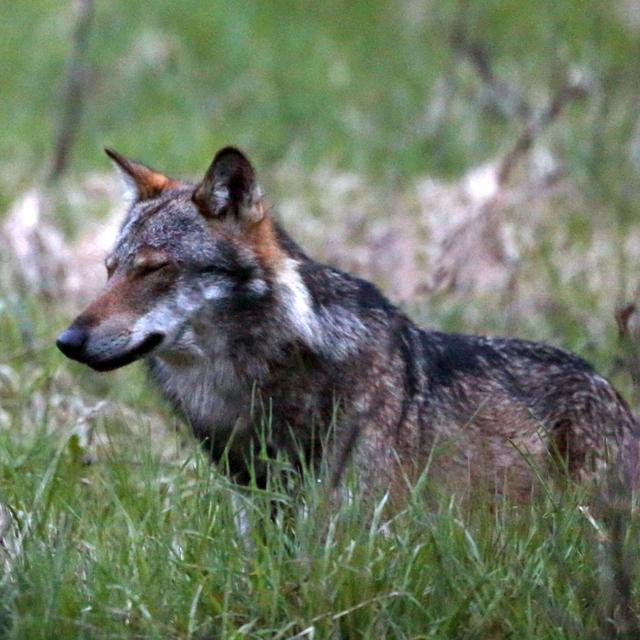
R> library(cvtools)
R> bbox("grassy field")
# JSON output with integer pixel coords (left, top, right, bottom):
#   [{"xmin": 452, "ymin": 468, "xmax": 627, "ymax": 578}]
[{"xmin": 2, "ymin": 1, "xmax": 640, "ymax": 637}]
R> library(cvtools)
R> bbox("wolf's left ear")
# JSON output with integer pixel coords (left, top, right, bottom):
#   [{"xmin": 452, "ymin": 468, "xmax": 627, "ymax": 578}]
[
  {"xmin": 192, "ymin": 147, "xmax": 264, "ymax": 224},
  {"xmin": 105, "ymin": 148, "xmax": 178, "ymax": 201}
]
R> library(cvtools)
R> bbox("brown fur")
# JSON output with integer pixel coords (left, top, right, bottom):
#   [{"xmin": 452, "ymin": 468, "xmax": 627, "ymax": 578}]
[
  {"xmin": 105, "ymin": 148, "xmax": 179, "ymax": 200},
  {"xmin": 57, "ymin": 146, "xmax": 640, "ymax": 501}
]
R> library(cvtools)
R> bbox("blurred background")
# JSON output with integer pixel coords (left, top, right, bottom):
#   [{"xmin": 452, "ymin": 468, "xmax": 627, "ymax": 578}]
[
  {"xmin": 3, "ymin": 3, "xmax": 640, "ymax": 636},
  {"xmin": 2, "ymin": 0, "xmax": 640, "ymax": 436}
]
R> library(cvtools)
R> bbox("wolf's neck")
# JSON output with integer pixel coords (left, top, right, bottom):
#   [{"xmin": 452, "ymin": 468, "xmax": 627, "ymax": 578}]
[{"xmin": 273, "ymin": 254, "xmax": 371, "ymax": 362}]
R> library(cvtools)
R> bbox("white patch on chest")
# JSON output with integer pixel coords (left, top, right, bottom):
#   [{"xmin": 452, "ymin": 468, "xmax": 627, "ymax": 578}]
[{"xmin": 276, "ymin": 258, "xmax": 319, "ymax": 345}]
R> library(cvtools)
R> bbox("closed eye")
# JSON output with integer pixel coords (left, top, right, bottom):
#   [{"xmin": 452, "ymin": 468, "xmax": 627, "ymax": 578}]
[
  {"xmin": 135, "ymin": 261, "xmax": 171, "ymax": 277},
  {"xmin": 198, "ymin": 264, "xmax": 235, "ymax": 276}
]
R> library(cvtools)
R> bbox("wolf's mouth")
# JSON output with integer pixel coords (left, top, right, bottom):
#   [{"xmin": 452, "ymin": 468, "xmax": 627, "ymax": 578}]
[{"xmin": 87, "ymin": 332, "xmax": 164, "ymax": 372}]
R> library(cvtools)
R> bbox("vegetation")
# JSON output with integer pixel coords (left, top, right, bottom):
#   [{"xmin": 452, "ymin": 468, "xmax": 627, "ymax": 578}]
[{"xmin": 2, "ymin": 1, "xmax": 640, "ymax": 637}]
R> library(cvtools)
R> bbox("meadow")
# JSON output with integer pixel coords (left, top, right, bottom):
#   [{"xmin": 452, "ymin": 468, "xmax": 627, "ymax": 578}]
[{"xmin": 1, "ymin": 1, "xmax": 640, "ymax": 637}]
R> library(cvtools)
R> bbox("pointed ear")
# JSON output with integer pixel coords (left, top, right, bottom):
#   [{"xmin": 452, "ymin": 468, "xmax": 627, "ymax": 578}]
[
  {"xmin": 192, "ymin": 147, "xmax": 264, "ymax": 224},
  {"xmin": 105, "ymin": 148, "xmax": 178, "ymax": 201}
]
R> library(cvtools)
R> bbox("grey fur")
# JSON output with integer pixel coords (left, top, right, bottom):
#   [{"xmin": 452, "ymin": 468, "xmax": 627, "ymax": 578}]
[{"xmin": 57, "ymin": 147, "xmax": 640, "ymax": 498}]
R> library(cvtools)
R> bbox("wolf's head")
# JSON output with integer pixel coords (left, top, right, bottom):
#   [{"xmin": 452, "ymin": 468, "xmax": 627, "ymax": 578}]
[{"xmin": 57, "ymin": 147, "xmax": 289, "ymax": 371}]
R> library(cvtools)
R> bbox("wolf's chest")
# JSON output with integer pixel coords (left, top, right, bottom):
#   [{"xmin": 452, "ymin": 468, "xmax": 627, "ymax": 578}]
[{"xmin": 148, "ymin": 355, "xmax": 250, "ymax": 438}]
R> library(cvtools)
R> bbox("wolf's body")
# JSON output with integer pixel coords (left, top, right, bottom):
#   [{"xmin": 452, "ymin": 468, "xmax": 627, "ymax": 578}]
[{"xmin": 57, "ymin": 147, "xmax": 639, "ymax": 498}]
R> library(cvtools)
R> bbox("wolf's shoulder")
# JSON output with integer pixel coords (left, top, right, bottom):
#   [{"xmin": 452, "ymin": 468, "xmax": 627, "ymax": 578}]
[{"xmin": 297, "ymin": 257, "xmax": 398, "ymax": 318}]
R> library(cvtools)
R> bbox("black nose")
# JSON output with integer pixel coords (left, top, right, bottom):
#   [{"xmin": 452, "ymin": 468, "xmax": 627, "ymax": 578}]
[{"xmin": 56, "ymin": 325, "xmax": 88, "ymax": 360}]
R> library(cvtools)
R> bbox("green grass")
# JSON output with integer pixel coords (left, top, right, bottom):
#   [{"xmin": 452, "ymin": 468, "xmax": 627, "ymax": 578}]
[
  {"xmin": 2, "ymin": 0, "xmax": 639, "ymax": 188},
  {"xmin": 0, "ymin": 283, "xmax": 638, "ymax": 638},
  {"xmin": 0, "ymin": 373, "xmax": 638, "ymax": 639},
  {"xmin": 3, "ymin": 1, "xmax": 640, "ymax": 637}
]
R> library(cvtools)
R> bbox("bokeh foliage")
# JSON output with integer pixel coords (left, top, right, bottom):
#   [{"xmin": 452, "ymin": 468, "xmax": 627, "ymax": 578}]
[
  {"xmin": 2, "ymin": 0, "xmax": 639, "ymax": 186},
  {"xmin": 2, "ymin": 1, "xmax": 640, "ymax": 637}
]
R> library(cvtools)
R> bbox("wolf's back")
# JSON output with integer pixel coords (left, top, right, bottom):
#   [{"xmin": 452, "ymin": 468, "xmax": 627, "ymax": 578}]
[{"xmin": 390, "ymin": 327, "xmax": 640, "ymax": 494}]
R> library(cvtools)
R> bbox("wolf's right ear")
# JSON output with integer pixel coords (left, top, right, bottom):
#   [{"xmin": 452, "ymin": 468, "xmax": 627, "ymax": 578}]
[
  {"xmin": 105, "ymin": 148, "xmax": 178, "ymax": 202},
  {"xmin": 192, "ymin": 147, "xmax": 264, "ymax": 224}
]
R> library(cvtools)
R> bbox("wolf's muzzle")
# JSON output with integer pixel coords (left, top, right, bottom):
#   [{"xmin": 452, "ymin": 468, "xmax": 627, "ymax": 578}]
[
  {"xmin": 57, "ymin": 325, "xmax": 164, "ymax": 371},
  {"xmin": 85, "ymin": 332, "xmax": 164, "ymax": 371}
]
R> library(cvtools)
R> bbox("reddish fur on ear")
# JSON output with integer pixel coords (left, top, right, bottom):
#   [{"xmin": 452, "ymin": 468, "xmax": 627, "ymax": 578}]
[
  {"xmin": 244, "ymin": 212, "xmax": 285, "ymax": 270},
  {"xmin": 195, "ymin": 147, "xmax": 282, "ymax": 270},
  {"xmin": 105, "ymin": 148, "xmax": 179, "ymax": 200}
]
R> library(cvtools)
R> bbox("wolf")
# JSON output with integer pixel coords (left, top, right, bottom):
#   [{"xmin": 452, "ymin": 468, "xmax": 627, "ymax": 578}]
[{"xmin": 56, "ymin": 147, "xmax": 639, "ymax": 499}]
